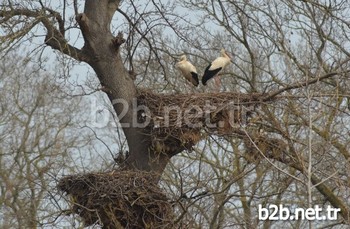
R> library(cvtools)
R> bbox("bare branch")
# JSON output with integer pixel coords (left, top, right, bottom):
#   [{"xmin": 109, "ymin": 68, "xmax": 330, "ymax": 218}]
[
  {"xmin": 0, "ymin": 8, "xmax": 88, "ymax": 62},
  {"xmin": 264, "ymin": 71, "xmax": 344, "ymax": 101}
]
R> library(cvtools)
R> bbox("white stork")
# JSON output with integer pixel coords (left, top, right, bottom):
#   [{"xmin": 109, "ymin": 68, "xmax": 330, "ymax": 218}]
[
  {"xmin": 176, "ymin": 55, "xmax": 199, "ymax": 87},
  {"xmin": 202, "ymin": 48, "xmax": 231, "ymax": 87}
]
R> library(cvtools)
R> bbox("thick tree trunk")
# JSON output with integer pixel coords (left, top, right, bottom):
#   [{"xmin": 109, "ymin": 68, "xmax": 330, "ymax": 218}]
[{"xmin": 78, "ymin": 0, "xmax": 172, "ymax": 177}]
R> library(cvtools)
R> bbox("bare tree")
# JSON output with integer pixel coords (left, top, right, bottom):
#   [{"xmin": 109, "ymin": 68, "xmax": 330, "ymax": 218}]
[
  {"xmin": 1, "ymin": 0, "xmax": 350, "ymax": 228},
  {"xmin": 159, "ymin": 1, "xmax": 350, "ymax": 228},
  {"xmin": 0, "ymin": 52, "xmax": 92, "ymax": 228}
]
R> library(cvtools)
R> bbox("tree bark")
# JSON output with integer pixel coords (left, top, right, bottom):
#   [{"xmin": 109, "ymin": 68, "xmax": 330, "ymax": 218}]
[{"xmin": 77, "ymin": 0, "xmax": 171, "ymax": 176}]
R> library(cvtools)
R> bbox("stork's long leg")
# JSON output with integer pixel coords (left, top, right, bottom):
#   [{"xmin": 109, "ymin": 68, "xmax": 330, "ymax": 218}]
[{"xmin": 214, "ymin": 75, "xmax": 222, "ymax": 92}]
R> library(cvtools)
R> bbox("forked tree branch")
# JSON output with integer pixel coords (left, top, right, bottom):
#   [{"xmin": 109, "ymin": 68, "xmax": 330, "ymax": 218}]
[{"xmin": 0, "ymin": 9, "xmax": 88, "ymax": 62}]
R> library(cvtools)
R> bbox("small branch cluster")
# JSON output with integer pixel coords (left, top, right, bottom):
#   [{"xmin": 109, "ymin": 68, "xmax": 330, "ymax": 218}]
[{"xmin": 112, "ymin": 32, "xmax": 126, "ymax": 50}]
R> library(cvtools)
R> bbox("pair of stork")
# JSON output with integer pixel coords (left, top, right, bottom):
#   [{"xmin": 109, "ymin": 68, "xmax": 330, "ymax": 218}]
[{"xmin": 176, "ymin": 49, "xmax": 231, "ymax": 88}]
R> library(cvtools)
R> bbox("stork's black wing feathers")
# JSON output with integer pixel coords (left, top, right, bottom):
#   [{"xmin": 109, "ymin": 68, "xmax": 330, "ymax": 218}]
[
  {"xmin": 201, "ymin": 64, "xmax": 222, "ymax": 85},
  {"xmin": 191, "ymin": 72, "xmax": 199, "ymax": 86}
]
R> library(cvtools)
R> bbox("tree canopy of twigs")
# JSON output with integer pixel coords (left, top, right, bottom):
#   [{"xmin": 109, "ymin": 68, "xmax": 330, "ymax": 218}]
[{"xmin": 1, "ymin": 0, "xmax": 350, "ymax": 228}]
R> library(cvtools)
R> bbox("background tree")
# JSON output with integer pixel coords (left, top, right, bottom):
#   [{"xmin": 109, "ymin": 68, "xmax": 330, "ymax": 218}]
[
  {"xmin": 1, "ymin": 0, "xmax": 350, "ymax": 228},
  {"xmin": 0, "ymin": 52, "xmax": 98, "ymax": 228}
]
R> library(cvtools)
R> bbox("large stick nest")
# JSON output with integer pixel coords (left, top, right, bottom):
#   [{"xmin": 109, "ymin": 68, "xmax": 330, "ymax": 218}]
[
  {"xmin": 137, "ymin": 89, "xmax": 267, "ymax": 152},
  {"xmin": 58, "ymin": 170, "xmax": 174, "ymax": 229}
]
